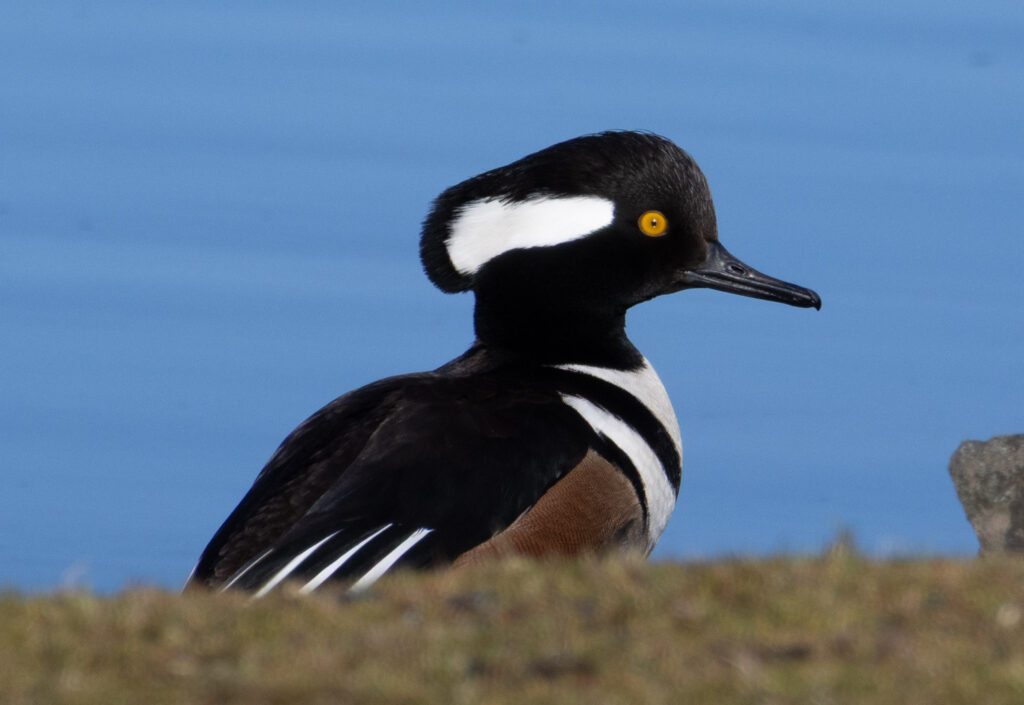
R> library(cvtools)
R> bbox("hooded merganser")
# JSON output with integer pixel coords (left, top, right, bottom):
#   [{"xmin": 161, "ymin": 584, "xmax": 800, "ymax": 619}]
[{"xmin": 188, "ymin": 131, "xmax": 820, "ymax": 595}]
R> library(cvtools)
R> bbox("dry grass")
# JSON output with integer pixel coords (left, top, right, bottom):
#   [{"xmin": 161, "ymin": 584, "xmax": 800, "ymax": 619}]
[{"xmin": 3, "ymin": 551, "xmax": 1024, "ymax": 704}]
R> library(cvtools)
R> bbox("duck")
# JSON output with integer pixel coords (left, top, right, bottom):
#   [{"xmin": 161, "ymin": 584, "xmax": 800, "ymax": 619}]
[{"xmin": 187, "ymin": 131, "xmax": 820, "ymax": 595}]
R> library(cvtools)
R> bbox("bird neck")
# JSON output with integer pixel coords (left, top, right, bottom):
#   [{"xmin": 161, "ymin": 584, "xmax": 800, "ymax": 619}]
[{"xmin": 472, "ymin": 289, "xmax": 641, "ymax": 368}]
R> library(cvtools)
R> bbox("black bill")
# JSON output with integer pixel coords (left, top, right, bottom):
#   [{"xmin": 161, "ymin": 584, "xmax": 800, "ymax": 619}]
[{"xmin": 676, "ymin": 241, "xmax": 821, "ymax": 310}]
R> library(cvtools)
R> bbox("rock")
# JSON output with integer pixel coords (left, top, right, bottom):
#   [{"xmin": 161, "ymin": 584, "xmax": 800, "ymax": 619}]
[{"xmin": 949, "ymin": 434, "xmax": 1024, "ymax": 555}]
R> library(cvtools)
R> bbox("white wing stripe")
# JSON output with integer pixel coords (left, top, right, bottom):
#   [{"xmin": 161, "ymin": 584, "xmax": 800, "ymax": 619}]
[
  {"xmin": 253, "ymin": 531, "xmax": 340, "ymax": 598},
  {"xmin": 299, "ymin": 524, "xmax": 393, "ymax": 594},
  {"xmin": 220, "ymin": 548, "xmax": 274, "ymax": 592},
  {"xmin": 349, "ymin": 528, "xmax": 433, "ymax": 592}
]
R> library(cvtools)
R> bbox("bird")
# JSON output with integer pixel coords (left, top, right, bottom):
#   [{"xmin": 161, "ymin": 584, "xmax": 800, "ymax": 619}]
[{"xmin": 186, "ymin": 131, "xmax": 820, "ymax": 596}]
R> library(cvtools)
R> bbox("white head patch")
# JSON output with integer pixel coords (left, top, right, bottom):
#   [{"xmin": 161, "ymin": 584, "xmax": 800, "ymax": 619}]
[{"xmin": 446, "ymin": 195, "xmax": 615, "ymax": 276}]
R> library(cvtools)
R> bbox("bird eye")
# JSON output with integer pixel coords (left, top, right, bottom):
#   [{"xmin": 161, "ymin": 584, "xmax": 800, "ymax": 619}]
[{"xmin": 638, "ymin": 210, "xmax": 668, "ymax": 237}]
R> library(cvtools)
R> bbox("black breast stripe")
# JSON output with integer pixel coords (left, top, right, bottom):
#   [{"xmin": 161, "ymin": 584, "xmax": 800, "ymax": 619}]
[
  {"xmin": 540, "ymin": 367, "xmax": 682, "ymax": 492},
  {"xmin": 588, "ymin": 433, "xmax": 649, "ymax": 526}
]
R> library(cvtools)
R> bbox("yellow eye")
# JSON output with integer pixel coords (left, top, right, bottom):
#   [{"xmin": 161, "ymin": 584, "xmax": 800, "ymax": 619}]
[{"xmin": 638, "ymin": 210, "xmax": 668, "ymax": 237}]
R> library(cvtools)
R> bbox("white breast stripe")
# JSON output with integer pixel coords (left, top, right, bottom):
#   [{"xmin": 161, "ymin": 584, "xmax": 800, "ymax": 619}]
[
  {"xmin": 447, "ymin": 195, "xmax": 615, "ymax": 276},
  {"xmin": 556, "ymin": 358, "xmax": 683, "ymax": 457},
  {"xmin": 220, "ymin": 548, "xmax": 274, "ymax": 592},
  {"xmin": 253, "ymin": 531, "xmax": 340, "ymax": 598},
  {"xmin": 299, "ymin": 524, "xmax": 392, "ymax": 594},
  {"xmin": 560, "ymin": 394, "xmax": 675, "ymax": 551},
  {"xmin": 349, "ymin": 528, "xmax": 433, "ymax": 592}
]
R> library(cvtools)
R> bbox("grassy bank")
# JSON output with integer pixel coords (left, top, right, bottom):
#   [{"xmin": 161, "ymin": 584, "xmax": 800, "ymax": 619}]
[{"xmin": 2, "ymin": 552, "xmax": 1023, "ymax": 704}]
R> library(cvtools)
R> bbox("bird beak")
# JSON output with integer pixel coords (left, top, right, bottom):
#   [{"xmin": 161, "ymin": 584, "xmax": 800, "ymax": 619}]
[{"xmin": 676, "ymin": 241, "xmax": 821, "ymax": 310}]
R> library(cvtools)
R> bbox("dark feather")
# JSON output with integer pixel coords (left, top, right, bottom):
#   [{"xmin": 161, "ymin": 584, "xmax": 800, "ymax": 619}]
[{"xmin": 188, "ymin": 348, "xmax": 598, "ymax": 589}]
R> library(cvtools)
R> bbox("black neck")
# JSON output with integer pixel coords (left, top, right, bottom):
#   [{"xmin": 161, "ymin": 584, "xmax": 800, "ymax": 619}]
[{"xmin": 472, "ymin": 291, "xmax": 642, "ymax": 369}]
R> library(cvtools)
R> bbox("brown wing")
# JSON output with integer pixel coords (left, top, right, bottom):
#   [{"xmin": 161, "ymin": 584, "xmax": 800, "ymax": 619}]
[{"xmin": 453, "ymin": 449, "xmax": 646, "ymax": 566}]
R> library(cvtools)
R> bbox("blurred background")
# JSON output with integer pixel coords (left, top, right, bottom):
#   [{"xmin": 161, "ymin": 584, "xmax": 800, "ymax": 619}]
[{"xmin": 2, "ymin": 1, "xmax": 1022, "ymax": 592}]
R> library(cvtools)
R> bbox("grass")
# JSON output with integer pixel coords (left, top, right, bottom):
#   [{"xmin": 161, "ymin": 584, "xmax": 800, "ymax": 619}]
[{"xmin": 2, "ymin": 550, "xmax": 1024, "ymax": 704}]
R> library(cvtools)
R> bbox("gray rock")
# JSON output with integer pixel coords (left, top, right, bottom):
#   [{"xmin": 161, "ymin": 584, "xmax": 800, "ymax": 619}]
[{"xmin": 949, "ymin": 434, "xmax": 1024, "ymax": 554}]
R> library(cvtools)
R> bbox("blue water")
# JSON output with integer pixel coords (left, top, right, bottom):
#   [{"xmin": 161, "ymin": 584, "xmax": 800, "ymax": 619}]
[{"xmin": 3, "ymin": 1, "xmax": 1022, "ymax": 592}]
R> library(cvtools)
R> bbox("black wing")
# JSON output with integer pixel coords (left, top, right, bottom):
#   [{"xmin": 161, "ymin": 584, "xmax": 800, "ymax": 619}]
[{"xmin": 187, "ymin": 370, "xmax": 594, "ymax": 593}]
